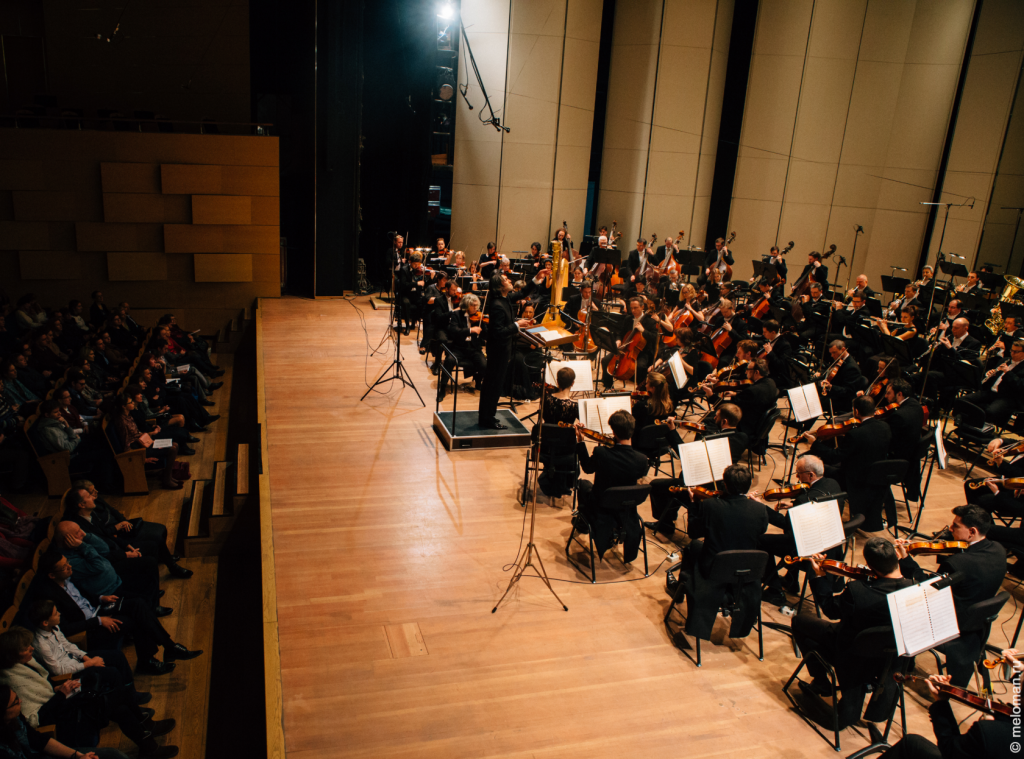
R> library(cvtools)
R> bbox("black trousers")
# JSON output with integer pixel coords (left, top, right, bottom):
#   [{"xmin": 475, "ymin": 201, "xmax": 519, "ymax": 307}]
[
  {"xmin": 478, "ymin": 343, "xmax": 512, "ymax": 424},
  {"xmin": 937, "ymin": 632, "xmax": 983, "ymax": 687},
  {"xmin": 111, "ymin": 554, "xmax": 161, "ymax": 607},
  {"xmin": 988, "ymin": 525, "xmax": 1024, "ymax": 557},
  {"xmin": 878, "ymin": 735, "xmax": 941, "ymax": 759},
  {"xmin": 791, "ymin": 614, "xmax": 867, "ymax": 727},
  {"xmin": 649, "ymin": 478, "xmax": 685, "ymax": 536},
  {"xmin": 87, "ymin": 596, "xmax": 174, "ymax": 661},
  {"xmin": 111, "ymin": 520, "xmax": 174, "ymax": 567},
  {"xmin": 962, "ymin": 390, "xmax": 1020, "ymax": 427}
]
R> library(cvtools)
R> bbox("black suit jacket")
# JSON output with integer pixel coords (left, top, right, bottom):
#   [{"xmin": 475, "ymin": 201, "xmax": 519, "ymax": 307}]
[
  {"xmin": 445, "ymin": 311, "xmax": 484, "ymax": 352},
  {"xmin": 768, "ymin": 476, "xmax": 842, "ymax": 531},
  {"xmin": 833, "ymin": 416, "xmax": 891, "ymax": 485},
  {"xmin": 732, "ymin": 377, "xmax": 777, "ymax": 437},
  {"xmin": 797, "ymin": 262, "xmax": 829, "ymax": 287},
  {"xmin": 763, "ymin": 336, "xmax": 792, "ymax": 382},
  {"xmin": 829, "ymin": 353, "xmax": 865, "ymax": 394},
  {"xmin": 982, "ymin": 360, "xmax": 1024, "ymax": 399},
  {"xmin": 886, "ymin": 398, "xmax": 925, "ymax": 491},
  {"xmin": 928, "ymin": 698, "xmax": 1013, "ymax": 759},
  {"xmin": 900, "ymin": 539, "xmax": 1006, "ymax": 628},
  {"xmin": 576, "ymin": 442, "xmax": 649, "ymax": 505},
  {"xmin": 28, "ymin": 576, "xmax": 104, "ymax": 638},
  {"xmin": 693, "ymin": 494, "xmax": 768, "ymax": 576},
  {"xmin": 485, "ymin": 294, "xmax": 519, "ymax": 351},
  {"xmin": 703, "ymin": 248, "xmax": 735, "ymax": 269}
]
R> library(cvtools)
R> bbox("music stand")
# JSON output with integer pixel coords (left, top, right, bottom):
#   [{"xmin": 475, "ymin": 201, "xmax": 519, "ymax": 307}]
[
  {"xmin": 751, "ymin": 261, "xmax": 778, "ymax": 282},
  {"xmin": 978, "ymin": 270, "xmax": 1004, "ymax": 292},
  {"xmin": 590, "ymin": 325, "xmax": 620, "ymax": 393},
  {"xmin": 939, "ymin": 260, "xmax": 969, "ymax": 280},
  {"xmin": 880, "ymin": 275, "xmax": 910, "ymax": 297},
  {"xmin": 866, "ymin": 297, "xmax": 884, "ymax": 318},
  {"xmin": 680, "ymin": 250, "xmax": 704, "ymax": 284}
]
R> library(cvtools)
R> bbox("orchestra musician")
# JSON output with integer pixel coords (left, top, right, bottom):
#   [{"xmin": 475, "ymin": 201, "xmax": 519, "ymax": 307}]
[
  {"xmin": 759, "ymin": 320, "xmax": 792, "ymax": 387},
  {"xmin": 552, "ymin": 227, "xmax": 574, "ymax": 259},
  {"xmin": 966, "ymin": 436, "xmax": 1024, "ymax": 525},
  {"xmin": 818, "ymin": 340, "xmax": 866, "ymax": 411},
  {"xmin": 797, "ymin": 282, "xmax": 831, "ymax": 342},
  {"xmin": 880, "ymin": 379, "xmax": 926, "ymax": 503},
  {"xmin": 643, "ymin": 404, "xmax": 747, "ymax": 543},
  {"xmin": 387, "ymin": 233, "xmax": 405, "ymax": 275},
  {"xmin": 917, "ymin": 317, "xmax": 982, "ymax": 408},
  {"xmin": 793, "ymin": 251, "xmax": 829, "ymax": 294},
  {"xmin": 631, "ymin": 371, "xmax": 674, "ymax": 431},
  {"xmin": 844, "ymin": 274, "xmax": 875, "ymax": 304},
  {"xmin": 764, "ymin": 246, "xmax": 787, "ymax": 284},
  {"xmin": 759, "ymin": 454, "xmax": 842, "ymax": 606},
  {"xmin": 419, "ymin": 269, "xmax": 450, "ymax": 358},
  {"xmin": 700, "ymin": 237, "xmax": 734, "ymax": 285},
  {"xmin": 427, "ymin": 281, "xmax": 462, "ymax": 374},
  {"xmin": 828, "ymin": 292, "xmax": 873, "ymax": 360},
  {"xmin": 561, "ymin": 280, "xmax": 598, "ymax": 332},
  {"xmin": 478, "ymin": 242, "xmax": 499, "ymax": 279},
  {"xmin": 536, "ymin": 366, "xmax": 580, "ymax": 498},
  {"xmin": 571, "ymin": 411, "xmax": 650, "ymax": 561},
  {"xmin": 983, "ymin": 315, "xmax": 1021, "ymax": 368},
  {"xmin": 806, "ymin": 396, "xmax": 891, "ymax": 531},
  {"xmin": 508, "ymin": 303, "xmax": 541, "ymax": 400},
  {"xmin": 478, "ymin": 274, "xmax": 534, "ymax": 430},
  {"xmin": 723, "ymin": 358, "xmax": 776, "ymax": 439},
  {"xmin": 791, "ymin": 537, "xmax": 914, "ymax": 730},
  {"xmin": 960, "ymin": 340, "xmax": 1024, "ymax": 427},
  {"xmin": 914, "ymin": 264, "xmax": 934, "ymax": 289},
  {"xmin": 627, "ymin": 238, "xmax": 662, "ymax": 283},
  {"xmin": 434, "ymin": 237, "xmax": 449, "ymax": 264},
  {"xmin": 395, "ymin": 252, "xmax": 428, "ymax": 335},
  {"xmin": 584, "ymin": 234, "xmax": 610, "ymax": 278},
  {"xmin": 875, "ymin": 306, "xmax": 919, "ymax": 342},
  {"xmin": 885, "ymin": 283, "xmax": 922, "ymax": 320},
  {"xmin": 897, "ymin": 505, "xmax": 1006, "ymax": 686},
  {"xmin": 929, "ymin": 299, "xmax": 965, "ymax": 332},
  {"xmin": 436, "ymin": 293, "xmax": 487, "ymax": 401},
  {"xmin": 600, "ymin": 297, "xmax": 659, "ymax": 391},
  {"xmin": 956, "ymin": 270, "xmax": 986, "ymax": 297}
]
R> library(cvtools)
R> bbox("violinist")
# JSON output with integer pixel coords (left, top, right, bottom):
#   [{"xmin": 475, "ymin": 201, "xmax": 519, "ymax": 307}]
[
  {"xmin": 436, "ymin": 293, "xmax": 487, "ymax": 402},
  {"xmin": 881, "ymin": 379, "xmax": 925, "ymax": 503},
  {"xmin": 527, "ymin": 258, "xmax": 555, "ymax": 313},
  {"xmin": 643, "ymin": 404, "xmax": 747, "ymax": 543},
  {"xmin": 478, "ymin": 242, "xmax": 499, "ymax": 279},
  {"xmin": 428, "ymin": 281, "xmax": 462, "ymax": 374},
  {"xmin": 434, "ymin": 237, "xmax": 450, "ymax": 264},
  {"xmin": 571, "ymin": 411, "xmax": 650, "ymax": 562},
  {"xmin": 861, "ymin": 357, "xmax": 901, "ymax": 406},
  {"xmin": 395, "ymin": 253, "xmax": 428, "ymax": 335},
  {"xmin": 791, "ymin": 538, "xmax": 913, "ymax": 730},
  {"xmin": 561, "ymin": 280, "xmax": 597, "ymax": 333},
  {"xmin": 878, "ymin": 661, "xmax": 1017, "ymax": 759},
  {"xmin": 536, "ymin": 367, "xmax": 580, "ymax": 499},
  {"xmin": 706, "ymin": 357, "xmax": 775, "ymax": 439},
  {"xmin": 964, "ymin": 436, "xmax": 1024, "ymax": 522},
  {"xmin": 759, "ymin": 320, "xmax": 792, "ymax": 386},
  {"xmin": 897, "ymin": 505, "xmax": 1006, "ymax": 687},
  {"xmin": 420, "ymin": 269, "xmax": 450, "ymax": 358},
  {"xmin": 631, "ymin": 371, "xmax": 673, "ymax": 431},
  {"xmin": 759, "ymin": 455, "xmax": 843, "ymax": 606},
  {"xmin": 819, "ymin": 340, "xmax": 865, "ymax": 411},
  {"xmin": 478, "ymin": 274, "xmax": 534, "ymax": 430},
  {"xmin": 806, "ymin": 396, "xmax": 891, "ymax": 531},
  {"xmin": 701, "ymin": 266, "xmax": 724, "ymax": 306},
  {"xmin": 600, "ymin": 297, "xmax": 658, "ymax": 391}
]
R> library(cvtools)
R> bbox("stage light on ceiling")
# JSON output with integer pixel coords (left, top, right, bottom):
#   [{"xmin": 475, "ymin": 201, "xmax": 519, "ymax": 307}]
[
  {"xmin": 437, "ymin": 67, "xmax": 455, "ymax": 101},
  {"xmin": 438, "ymin": 3, "xmax": 453, "ymax": 19}
]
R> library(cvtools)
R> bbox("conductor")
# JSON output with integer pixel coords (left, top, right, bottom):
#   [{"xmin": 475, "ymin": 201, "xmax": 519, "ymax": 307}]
[{"xmin": 479, "ymin": 273, "xmax": 534, "ymax": 429}]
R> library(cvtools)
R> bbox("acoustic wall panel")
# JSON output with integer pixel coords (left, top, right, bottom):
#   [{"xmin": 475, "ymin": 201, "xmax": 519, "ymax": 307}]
[
  {"xmin": 0, "ymin": 160, "xmax": 46, "ymax": 191},
  {"xmin": 251, "ymin": 196, "xmax": 280, "ymax": 225},
  {"xmin": 106, "ymin": 252, "xmax": 169, "ymax": 281},
  {"xmin": 0, "ymin": 221, "xmax": 50, "ymax": 249},
  {"xmin": 103, "ymin": 194, "xmax": 192, "ymax": 224},
  {"xmin": 164, "ymin": 224, "xmax": 278, "ymax": 254},
  {"xmin": 100, "ymin": 163, "xmax": 162, "ymax": 194},
  {"xmin": 13, "ymin": 191, "xmax": 101, "ymax": 222},
  {"xmin": 76, "ymin": 222, "xmax": 165, "ymax": 252},
  {"xmin": 194, "ymin": 253, "xmax": 253, "ymax": 282},
  {"xmin": 192, "ymin": 195, "xmax": 252, "ymax": 225},
  {"xmin": 18, "ymin": 251, "xmax": 81, "ymax": 279},
  {"xmin": 161, "ymin": 164, "xmax": 279, "ymax": 196}
]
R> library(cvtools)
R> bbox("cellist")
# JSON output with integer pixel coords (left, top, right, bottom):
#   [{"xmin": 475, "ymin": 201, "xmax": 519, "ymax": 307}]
[{"xmin": 600, "ymin": 297, "xmax": 658, "ymax": 391}]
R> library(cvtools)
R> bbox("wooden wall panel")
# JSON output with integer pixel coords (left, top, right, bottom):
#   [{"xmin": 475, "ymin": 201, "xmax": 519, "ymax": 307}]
[
  {"xmin": 194, "ymin": 253, "xmax": 253, "ymax": 282},
  {"xmin": 0, "ymin": 221, "xmax": 50, "ymax": 249},
  {"xmin": 251, "ymin": 196, "xmax": 280, "ymax": 225},
  {"xmin": 106, "ymin": 252, "xmax": 169, "ymax": 281},
  {"xmin": 161, "ymin": 165, "xmax": 279, "ymax": 196},
  {"xmin": 103, "ymin": 194, "xmax": 192, "ymax": 224},
  {"xmin": 100, "ymin": 163, "xmax": 162, "ymax": 194},
  {"xmin": 0, "ymin": 160, "xmax": 46, "ymax": 191},
  {"xmin": 165, "ymin": 224, "xmax": 278, "ymax": 254},
  {"xmin": 13, "ymin": 191, "xmax": 102, "ymax": 222},
  {"xmin": 18, "ymin": 251, "xmax": 81, "ymax": 279},
  {"xmin": 76, "ymin": 222, "xmax": 165, "ymax": 252},
  {"xmin": 253, "ymin": 254, "xmax": 281, "ymax": 283},
  {"xmin": 192, "ymin": 195, "xmax": 252, "ymax": 225}
]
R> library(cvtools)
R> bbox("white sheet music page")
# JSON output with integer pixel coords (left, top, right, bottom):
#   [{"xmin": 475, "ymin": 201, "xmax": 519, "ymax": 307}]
[
  {"xmin": 705, "ymin": 437, "xmax": 732, "ymax": 482},
  {"xmin": 545, "ymin": 360, "xmax": 593, "ymax": 392},
  {"xmin": 922, "ymin": 579, "xmax": 960, "ymax": 649},
  {"xmin": 887, "ymin": 580, "xmax": 960, "ymax": 657},
  {"xmin": 788, "ymin": 499, "xmax": 845, "ymax": 557},
  {"xmin": 578, "ymin": 399, "xmax": 605, "ymax": 434},
  {"xmin": 787, "ymin": 383, "xmax": 822, "ymax": 423},
  {"xmin": 678, "ymin": 438, "xmax": 732, "ymax": 486},
  {"xmin": 604, "ymin": 394, "xmax": 632, "ymax": 422},
  {"xmin": 668, "ymin": 352, "xmax": 687, "ymax": 388}
]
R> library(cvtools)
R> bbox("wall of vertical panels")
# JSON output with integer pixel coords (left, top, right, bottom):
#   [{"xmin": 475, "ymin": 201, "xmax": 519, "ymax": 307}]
[
  {"xmin": 450, "ymin": 0, "xmax": 602, "ymax": 262},
  {"xmin": 934, "ymin": 0, "xmax": 1024, "ymax": 274},
  {"xmin": 979, "ymin": 74, "xmax": 1024, "ymax": 276},
  {"xmin": 728, "ymin": 0, "xmax": 976, "ymax": 287}
]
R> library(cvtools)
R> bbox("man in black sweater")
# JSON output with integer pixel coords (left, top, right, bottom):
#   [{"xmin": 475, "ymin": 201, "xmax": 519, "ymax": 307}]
[
  {"xmin": 792, "ymin": 537, "xmax": 914, "ymax": 730},
  {"xmin": 478, "ymin": 274, "xmax": 532, "ymax": 429},
  {"xmin": 809, "ymin": 396, "xmax": 892, "ymax": 531},
  {"xmin": 897, "ymin": 505, "xmax": 1006, "ymax": 686},
  {"xmin": 572, "ymin": 410, "xmax": 649, "ymax": 560}
]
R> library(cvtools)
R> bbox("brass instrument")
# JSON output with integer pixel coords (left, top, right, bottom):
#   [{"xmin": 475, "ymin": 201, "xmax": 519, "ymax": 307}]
[{"xmin": 986, "ymin": 274, "xmax": 1024, "ymax": 337}]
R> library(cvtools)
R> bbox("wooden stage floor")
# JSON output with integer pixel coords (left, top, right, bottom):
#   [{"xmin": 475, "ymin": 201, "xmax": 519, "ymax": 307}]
[{"xmin": 260, "ymin": 296, "xmax": 1022, "ymax": 759}]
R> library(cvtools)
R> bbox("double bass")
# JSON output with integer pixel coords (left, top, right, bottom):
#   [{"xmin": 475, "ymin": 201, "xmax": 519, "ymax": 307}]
[
  {"xmin": 711, "ymin": 231, "xmax": 736, "ymax": 282},
  {"xmin": 791, "ymin": 244, "xmax": 836, "ymax": 300}
]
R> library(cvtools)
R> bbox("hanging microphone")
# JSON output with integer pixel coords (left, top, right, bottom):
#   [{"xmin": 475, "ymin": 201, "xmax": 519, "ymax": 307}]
[
  {"xmin": 947, "ymin": 252, "xmax": 965, "ymax": 259},
  {"xmin": 893, "ymin": 267, "xmax": 907, "ymax": 271},
  {"xmin": 969, "ymin": 199, "xmax": 975, "ymax": 209},
  {"xmin": 855, "ymin": 225, "xmax": 864, "ymax": 233}
]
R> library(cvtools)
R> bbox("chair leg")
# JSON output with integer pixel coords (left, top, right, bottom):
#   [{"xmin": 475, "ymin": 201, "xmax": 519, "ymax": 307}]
[
  {"xmin": 695, "ymin": 635, "xmax": 701, "ymax": 667},
  {"xmin": 588, "ymin": 532, "xmax": 596, "ymax": 584},
  {"xmin": 757, "ymin": 605, "xmax": 764, "ymax": 662},
  {"xmin": 639, "ymin": 517, "xmax": 649, "ymax": 577}
]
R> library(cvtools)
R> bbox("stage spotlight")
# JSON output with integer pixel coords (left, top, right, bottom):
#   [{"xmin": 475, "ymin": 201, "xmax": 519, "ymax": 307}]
[
  {"xmin": 439, "ymin": 3, "xmax": 454, "ymax": 19},
  {"xmin": 437, "ymin": 67, "xmax": 455, "ymax": 101}
]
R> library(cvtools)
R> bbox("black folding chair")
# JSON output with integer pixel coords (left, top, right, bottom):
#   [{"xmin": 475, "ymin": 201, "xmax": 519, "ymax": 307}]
[{"xmin": 565, "ymin": 484, "xmax": 650, "ymax": 583}]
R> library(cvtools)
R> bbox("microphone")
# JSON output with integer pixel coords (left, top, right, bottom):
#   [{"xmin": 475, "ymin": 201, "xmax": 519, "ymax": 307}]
[
  {"xmin": 948, "ymin": 252, "xmax": 965, "ymax": 259},
  {"xmin": 893, "ymin": 267, "xmax": 907, "ymax": 272},
  {"xmin": 559, "ymin": 310, "xmax": 583, "ymax": 327},
  {"xmin": 932, "ymin": 572, "xmax": 961, "ymax": 590},
  {"xmin": 855, "ymin": 225, "xmax": 864, "ymax": 233}
]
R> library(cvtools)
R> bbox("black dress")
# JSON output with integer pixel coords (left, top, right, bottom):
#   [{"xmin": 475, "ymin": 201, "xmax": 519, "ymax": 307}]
[{"xmin": 537, "ymin": 394, "xmax": 579, "ymax": 496}]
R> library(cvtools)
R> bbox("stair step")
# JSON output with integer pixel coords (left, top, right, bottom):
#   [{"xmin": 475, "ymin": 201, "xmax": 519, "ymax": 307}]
[
  {"xmin": 212, "ymin": 461, "xmax": 228, "ymax": 517},
  {"xmin": 236, "ymin": 444, "xmax": 249, "ymax": 497},
  {"xmin": 186, "ymin": 480, "xmax": 207, "ymax": 538}
]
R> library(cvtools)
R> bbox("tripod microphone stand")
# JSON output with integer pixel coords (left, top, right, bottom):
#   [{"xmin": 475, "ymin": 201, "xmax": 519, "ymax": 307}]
[{"xmin": 493, "ymin": 335, "xmax": 568, "ymax": 614}]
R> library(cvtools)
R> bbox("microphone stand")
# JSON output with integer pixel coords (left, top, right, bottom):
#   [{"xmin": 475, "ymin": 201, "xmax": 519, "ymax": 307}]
[{"xmin": 817, "ymin": 255, "xmax": 848, "ymax": 372}]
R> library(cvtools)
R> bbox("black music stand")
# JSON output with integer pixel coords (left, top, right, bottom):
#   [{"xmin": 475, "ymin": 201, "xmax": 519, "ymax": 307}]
[
  {"xmin": 939, "ymin": 260, "xmax": 969, "ymax": 280},
  {"xmin": 866, "ymin": 297, "xmax": 883, "ymax": 318},
  {"xmin": 880, "ymin": 275, "xmax": 910, "ymax": 297},
  {"xmin": 879, "ymin": 334, "xmax": 913, "ymax": 366},
  {"xmin": 978, "ymin": 270, "xmax": 1004, "ymax": 292},
  {"xmin": 751, "ymin": 261, "xmax": 778, "ymax": 283},
  {"xmin": 679, "ymin": 250, "xmax": 704, "ymax": 284}
]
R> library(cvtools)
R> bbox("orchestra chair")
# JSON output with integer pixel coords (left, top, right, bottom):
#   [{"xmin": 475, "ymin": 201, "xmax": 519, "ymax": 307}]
[
  {"xmin": 521, "ymin": 424, "xmax": 578, "ymax": 509},
  {"xmin": 860, "ymin": 459, "xmax": 907, "ymax": 536},
  {"xmin": 946, "ymin": 399, "xmax": 997, "ymax": 477},
  {"xmin": 633, "ymin": 424, "xmax": 676, "ymax": 478},
  {"xmin": 565, "ymin": 484, "xmax": 650, "ymax": 584},
  {"xmin": 746, "ymin": 406, "xmax": 782, "ymax": 471},
  {"xmin": 664, "ymin": 549, "xmax": 768, "ymax": 667},
  {"xmin": 783, "ymin": 625, "xmax": 909, "ymax": 753},
  {"xmin": 928, "ymin": 591, "xmax": 1009, "ymax": 691}
]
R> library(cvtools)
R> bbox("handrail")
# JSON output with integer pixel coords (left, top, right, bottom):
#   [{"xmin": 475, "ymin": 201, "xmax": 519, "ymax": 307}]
[
  {"xmin": 255, "ymin": 303, "xmax": 285, "ymax": 759},
  {"xmin": 2, "ymin": 112, "xmax": 274, "ymax": 135},
  {"xmin": 437, "ymin": 343, "xmax": 462, "ymax": 417}
]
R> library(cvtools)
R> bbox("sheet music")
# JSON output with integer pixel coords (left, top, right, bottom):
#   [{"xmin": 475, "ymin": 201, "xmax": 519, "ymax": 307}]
[
  {"xmin": 887, "ymin": 580, "xmax": 960, "ymax": 657},
  {"xmin": 152, "ymin": 438, "xmax": 173, "ymax": 449},
  {"xmin": 787, "ymin": 383, "xmax": 822, "ymax": 423},
  {"xmin": 678, "ymin": 437, "xmax": 732, "ymax": 486},
  {"xmin": 667, "ymin": 352, "xmax": 687, "ymax": 388},
  {"xmin": 545, "ymin": 360, "xmax": 593, "ymax": 391},
  {"xmin": 535, "ymin": 330, "xmax": 561, "ymax": 343},
  {"xmin": 177, "ymin": 364, "xmax": 190, "ymax": 374},
  {"xmin": 788, "ymin": 499, "xmax": 845, "ymax": 557},
  {"xmin": 577, "ymin": 396, "xmax": 632, "ymax": 435}
]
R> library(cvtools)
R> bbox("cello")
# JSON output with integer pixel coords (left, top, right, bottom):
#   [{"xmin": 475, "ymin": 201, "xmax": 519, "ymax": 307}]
[{"xmin": 607, "ymin": 323, "xmax": 647, "ymax": 381}]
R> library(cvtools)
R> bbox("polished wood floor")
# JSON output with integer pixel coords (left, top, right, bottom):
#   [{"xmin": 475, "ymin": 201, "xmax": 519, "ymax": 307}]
[{"xmin": 260, "ymin": 296, "xmax": 1021, "ymax": 759}]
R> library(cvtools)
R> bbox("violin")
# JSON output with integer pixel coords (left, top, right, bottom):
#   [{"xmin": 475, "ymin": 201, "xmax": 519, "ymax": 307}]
[
  {"xmin": 967, "ymin": 476, "xmax": 1024, "ymax": 491},
  {"xmin": 754, "ymin": 482, "xmax": 809, "ymax": 503},
  {"xmin": 468, "ymin": 312, "xmax": 490, "ymax": 325},
  {"xmin": 668, "ymin": 485, "xmax": 721, "ymax": 501},
  {"xmin": 557, "ymin": 421, "xmax": 614, "ymax": 447},
  {"xmin": 900, "ymin": 539, "xmax": 969, "ymax": 556},
  {"xmin": 986, "ymin": 439, "xmax": 1024, "ymax": 466},
  {"xmin": 873, "ymin": 402, "xmax": 899, "ymax": 418},
  {"xmin": 654, "ymin": 418, "xmax": 706, "ymax": 433},
  {"xmin": 789, "ymin": 418, "xmax": 859, "ymax": 444},
  {"xmin": 981, "ymin": 655, "xmax": 1017, "ymax": 670},
  {"xmin": 782, "ymin": 557, "xmax": 877, "ymax": 580},
  {"xmin": 892, "ymin": 674, "xmax": 1014, "ymax": 718}
]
